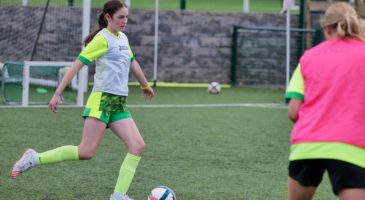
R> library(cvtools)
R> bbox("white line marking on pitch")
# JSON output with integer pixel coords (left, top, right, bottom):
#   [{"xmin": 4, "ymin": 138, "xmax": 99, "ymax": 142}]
[{"xmin": 0, "ymin": 103, "xmax": 287, "ymax": 109}]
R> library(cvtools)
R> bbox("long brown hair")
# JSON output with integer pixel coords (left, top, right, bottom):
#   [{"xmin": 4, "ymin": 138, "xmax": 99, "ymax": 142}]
[
  {"xmin": 83, "ymin": 0, "xmax": 127, "ymax": 46},
  {"xmin": 322, "ymin": 2, "xmax": 365, "ymax": 41}
]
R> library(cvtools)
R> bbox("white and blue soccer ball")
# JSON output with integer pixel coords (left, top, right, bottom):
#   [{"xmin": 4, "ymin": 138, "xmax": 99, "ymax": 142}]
[
  {"xmin": 148, "ymin": 185, "xmax": 176, "ymax": 200},
  {"xmin": 207, "ymin": 82, "xmax": 221, "ymax": 94}
]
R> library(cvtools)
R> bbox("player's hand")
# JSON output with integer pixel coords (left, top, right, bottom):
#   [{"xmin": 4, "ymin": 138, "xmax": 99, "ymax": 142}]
[
  {"xmin": 142, "ymin": 87, "xmax": 155, "ymax": 100},
  {"xmin": 49, "ymin": 94, "xmax": 62, "ymax": 113}
]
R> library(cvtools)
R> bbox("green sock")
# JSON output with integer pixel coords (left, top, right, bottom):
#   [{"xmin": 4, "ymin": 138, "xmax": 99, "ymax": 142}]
[
  {"xmin": 114, "ymin": 153, "xmax": 141, "ymax": 194},
  {"xmin": 38, "ymin": 145, "xmax": 79, "ymax": 165}
]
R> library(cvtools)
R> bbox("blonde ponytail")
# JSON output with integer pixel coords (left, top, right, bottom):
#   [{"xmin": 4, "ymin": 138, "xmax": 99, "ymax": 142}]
[{"xmin": 322, "ymin": 2, "xmax": 365, "ymax": 41}]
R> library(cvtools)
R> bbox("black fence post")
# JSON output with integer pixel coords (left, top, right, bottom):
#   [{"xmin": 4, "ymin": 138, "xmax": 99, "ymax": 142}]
[
  {"xmin": 68, "ymin": 0, "xmax": 74, "ymax": 7},
  {"xmin": 230, "ymin": 26, "xmax": 238, "ymax": 85},
  {"xmin": 180, "ymin": 0, "xmax": 186, "ymax": 10}
]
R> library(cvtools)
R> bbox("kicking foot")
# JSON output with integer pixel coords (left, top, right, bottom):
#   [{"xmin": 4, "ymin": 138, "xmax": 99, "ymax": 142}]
[
  {"xmin": 11, "ymin": 148, "xmax": 38, "ymax": 179},
  {"xmin": 110, "ymin": 193, "xmax": 134, "ymax": 200}
]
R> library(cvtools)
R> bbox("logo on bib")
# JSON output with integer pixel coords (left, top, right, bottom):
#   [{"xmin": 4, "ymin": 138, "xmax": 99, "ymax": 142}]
[{"xmin": 119, "ymin": 45, "xmax": 128, "ymax": 51}]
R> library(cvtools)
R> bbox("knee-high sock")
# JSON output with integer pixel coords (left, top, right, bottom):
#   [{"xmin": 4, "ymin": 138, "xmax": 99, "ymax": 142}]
[
  {"xmin": 114, "ymin": 153, "xmax": 141, "ymax": 194},
  {"xmin": 38, "ymin": 145, "xmax": 79, "ymax": 165}
]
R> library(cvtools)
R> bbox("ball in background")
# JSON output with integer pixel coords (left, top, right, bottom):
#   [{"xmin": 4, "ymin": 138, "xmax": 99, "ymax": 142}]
[
  {"xmin": 207, "ymin": 82, "xmax": 221, "ymax": 94},
  {"xmin": 148, "ymin": 185, "xmax": 176, "ymax": 200}
]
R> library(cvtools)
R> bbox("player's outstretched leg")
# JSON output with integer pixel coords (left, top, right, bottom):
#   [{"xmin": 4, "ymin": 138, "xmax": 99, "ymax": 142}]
[{"xmin": 11, "ymin": 148, "xmax": 39, "ymax": 179}]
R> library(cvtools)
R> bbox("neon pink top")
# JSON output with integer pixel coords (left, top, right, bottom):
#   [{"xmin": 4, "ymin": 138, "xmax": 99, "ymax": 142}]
[{"xmin": 291, "ymin": 38, "xmax": 365, "ymax": 148}]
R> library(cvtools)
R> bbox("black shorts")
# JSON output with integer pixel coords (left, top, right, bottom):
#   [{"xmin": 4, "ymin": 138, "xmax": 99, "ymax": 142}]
[{"xmin": 289, "ymin": 159, "xmax": 365, "ymax": 195}]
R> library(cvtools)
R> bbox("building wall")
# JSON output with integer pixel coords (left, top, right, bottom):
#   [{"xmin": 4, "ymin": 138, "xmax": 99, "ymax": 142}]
[{"xmin": 0, "ymin": 6, "xmax": 300, "ymax": 85}]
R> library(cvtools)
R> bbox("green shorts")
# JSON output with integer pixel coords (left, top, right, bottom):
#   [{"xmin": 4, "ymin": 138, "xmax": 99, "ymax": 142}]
[{"xmin": 82, "ymin": 92, "xmax": 132, "ymax": 125}]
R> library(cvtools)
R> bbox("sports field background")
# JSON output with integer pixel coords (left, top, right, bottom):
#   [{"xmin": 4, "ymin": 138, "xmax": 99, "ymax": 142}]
[
  {"xmin": 0, "ymin": 0, "xmax": 335, "ymax": 199},
  {"xmin": 0, "ymin": 87, "xmax": 336, "ymax": 199},
  {"xmin": 2, "ymin": 0, "xmax": 284, "ymax": 13}
]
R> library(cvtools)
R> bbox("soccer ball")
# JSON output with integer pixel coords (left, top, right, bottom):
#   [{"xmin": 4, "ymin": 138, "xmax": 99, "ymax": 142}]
[
  {"xmin": 207, "ymin": 82, "xmax": 221, "ymax": 94},
  {"xmin": 148, "ymin": 185, "xmax": 176, "ymax": 200}
]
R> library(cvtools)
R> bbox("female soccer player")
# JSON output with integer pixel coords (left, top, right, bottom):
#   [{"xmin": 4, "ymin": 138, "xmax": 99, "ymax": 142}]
[
  {"xmin": 285, "ymin": 2, "xmax": 365, "ymax": 200},
  {"xmin": 11, "ymin": 1, "xmax": 154, "ymax": 200}
]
